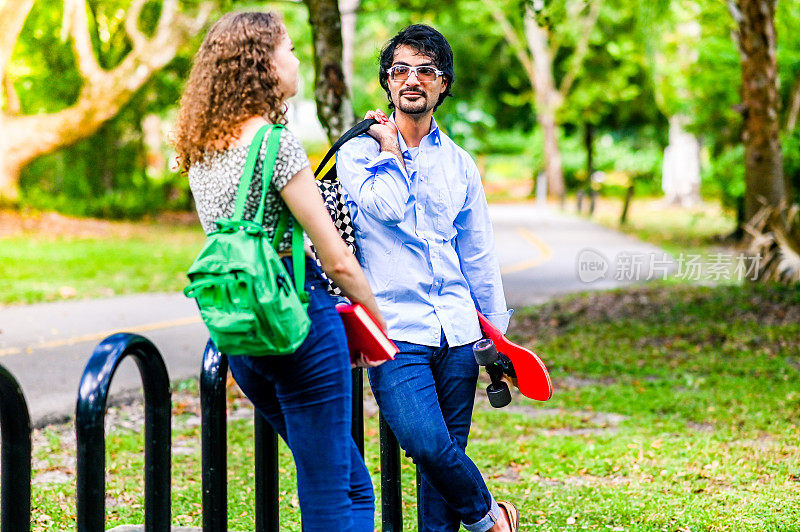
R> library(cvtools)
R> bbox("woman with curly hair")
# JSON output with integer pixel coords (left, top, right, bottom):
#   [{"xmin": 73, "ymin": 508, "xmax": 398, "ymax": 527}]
[{"xmin": 172, "ymin": 11, "xmax": 383, "ymax": 531}]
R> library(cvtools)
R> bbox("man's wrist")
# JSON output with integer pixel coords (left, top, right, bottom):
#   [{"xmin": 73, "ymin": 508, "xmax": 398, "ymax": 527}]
[
  {"xmin": 377, "ymin": 136, "xmax": 400, "ymax": 153},
  {"xmin": 379, "ymin": 142, "xmax": 406, "ymax": 170},
  {"xmin": 380, "ymin": 144, "xmax": 402, "ymax": 158}
]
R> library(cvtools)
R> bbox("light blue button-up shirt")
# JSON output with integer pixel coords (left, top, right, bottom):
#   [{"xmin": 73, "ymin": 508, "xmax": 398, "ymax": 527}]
[{"xmin": 336, "ymin": 115, "xmax": 512, "ymax": 347}]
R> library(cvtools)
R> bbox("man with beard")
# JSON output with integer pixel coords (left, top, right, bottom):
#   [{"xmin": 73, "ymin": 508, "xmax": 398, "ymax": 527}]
[{"xmin": 336, "ymin": 24, "xmax": 518, "ymax": 532}]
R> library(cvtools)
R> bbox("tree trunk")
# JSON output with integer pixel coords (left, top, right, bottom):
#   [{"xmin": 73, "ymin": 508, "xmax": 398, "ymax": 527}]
[
  {"xmin": 338, "ymin": 0, "xmax": 359, "ymax": 96},
  {"xmin": 585, "ymin": 122, "xmax": 594, "ymax": 177},
  {"xmin": 661, "ymin": 115, "xmax": 701, "ymax": 206},
  {"xmin": 304, "ymin": 0, "xmax": 354, "ymax": 141},
  {"xmin": 538, "ymin": 106, "xmax": 564, "ymax": 198},
  {"xmin": 0, "ymin": 68, "xmax": 147, "ymax": 200},
  {"xmin": 0, "ymin": 0, "xmax": 35, "ymax": 78},
  {"xmin": 0, "ymin": 0, "xmax": 36, "ymax": 200},
  {"xmin": 732, "ymin": 0, "xmax": 786, "ymax": 222},
  {"xmin": 524, "ymin": 8, "xmax": 565, "ymax": 198},
  {"xmin": 0, "ymin": 0, "xmax": 211, "ymax": 202},
  {"xmin": 786, "ymin": 72, "xmax": 800, "ymax": 132},
  {"xmin": 0, "ymin": 132, "xmax": 21, "ymax": 201}
]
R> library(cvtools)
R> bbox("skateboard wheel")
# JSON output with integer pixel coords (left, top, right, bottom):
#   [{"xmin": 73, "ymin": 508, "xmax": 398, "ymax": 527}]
[
  {"xmin": 487, "ymin": 381, "xmax": 512, "ymax": 408},
  {"xmin": 473, "ymin": 339, "xmax": 499, "ymax": 366}
]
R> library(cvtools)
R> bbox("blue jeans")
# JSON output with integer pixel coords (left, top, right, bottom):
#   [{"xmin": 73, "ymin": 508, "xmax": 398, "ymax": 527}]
[
  {"xmin": 228, "ymin": 258, "xmax": 375, "ymax": 532},
  {"xmin": 368, "ymin": 339, "xmax": 504, "ymax": 532}
]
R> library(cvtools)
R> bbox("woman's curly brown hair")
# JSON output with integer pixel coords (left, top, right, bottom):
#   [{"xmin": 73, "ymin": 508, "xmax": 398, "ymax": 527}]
[{"xmin": 172, "ymin": 11, "xmax": 287, "ymax": 171}]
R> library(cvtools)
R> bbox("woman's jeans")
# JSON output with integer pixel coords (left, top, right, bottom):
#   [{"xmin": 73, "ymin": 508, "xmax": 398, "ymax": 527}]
[
  {"xmin": 228, "ymin": 258, "xmax": 374, "ymax": 532},
  {"xmin": 368, "ymin": 339, "xmax": 503, "ymax": 532}
]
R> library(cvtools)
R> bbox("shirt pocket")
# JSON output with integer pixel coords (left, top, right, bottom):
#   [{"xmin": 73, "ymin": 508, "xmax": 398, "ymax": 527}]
[{"xmin": 433, "ymin": 183, "xmax": 463, "ymax": 240}]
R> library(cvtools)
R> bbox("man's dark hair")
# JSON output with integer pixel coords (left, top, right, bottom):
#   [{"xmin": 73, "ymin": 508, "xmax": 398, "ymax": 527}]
[{"xmin": 379, "ymin": 24, "xmax": 454, "ymax": 112}]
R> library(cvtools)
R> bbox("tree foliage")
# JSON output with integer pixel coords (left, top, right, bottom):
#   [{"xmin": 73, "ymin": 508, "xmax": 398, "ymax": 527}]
[
  {"xmin": 2, "ymin": 0, "xmax": 799, "ymax": 219},
  {"xmin": 2, "ymin": 0, "xmax": 316, "ymax": 217}
]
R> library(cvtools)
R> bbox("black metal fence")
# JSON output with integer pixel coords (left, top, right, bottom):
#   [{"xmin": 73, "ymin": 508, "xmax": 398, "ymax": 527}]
[
  {"xmin": 379, "ymin": 415, "xmax": 403, "ymax": 531},
  {"xmin": 75, "ymin": 333, "xmax": 172, "ymax": 532},
  {"xmin": 0, "ymin": 334, "xmax": 416, "ymax": 531},
  {"xmin": 199, "ymin": 339, "xmax": 229, "ymax": 531},
  {"xmin": 0, "ymin": 364, "xmax": 32, "ymax": 532},
  {"xmin": 198, "ymin": 340, "xmax": 409, "ymax": 532},
  {"xmin": 200, "ymin": 339, "xmax": 282, "ymax": 532}
]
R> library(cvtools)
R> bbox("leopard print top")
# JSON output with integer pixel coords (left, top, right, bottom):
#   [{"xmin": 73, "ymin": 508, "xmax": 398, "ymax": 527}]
[{"xmin": 188, "ymin": 128, "xmax": 310, "ymax": 252}]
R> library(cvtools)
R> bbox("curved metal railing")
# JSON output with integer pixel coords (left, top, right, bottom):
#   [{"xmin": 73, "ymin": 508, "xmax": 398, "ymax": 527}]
[
  {"xmin": 0, "ymin": 364, "xmax": 31, "ymax": 531},
  {"xmin": 75, "ymin": 333, "xmax": 171, "ymax": 532}
]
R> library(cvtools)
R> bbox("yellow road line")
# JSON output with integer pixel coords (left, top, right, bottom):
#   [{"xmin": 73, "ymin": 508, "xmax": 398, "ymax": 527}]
[
  {"xmin": 500, "ymin": 228, "xmax": 554, "ymax": 275},
  {"xmin": 0, "ymin": 316, "xmax": 202, "ymax": 358}
]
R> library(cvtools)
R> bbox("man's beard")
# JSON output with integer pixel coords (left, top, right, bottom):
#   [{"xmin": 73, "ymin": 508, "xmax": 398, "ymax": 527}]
[{"xmin": 395, "ymin": 91, "xmax": 431, "ymax": 115}]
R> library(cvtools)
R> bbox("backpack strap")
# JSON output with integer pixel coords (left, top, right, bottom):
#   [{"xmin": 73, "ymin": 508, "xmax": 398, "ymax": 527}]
[
  {"xmin": 253, "ymin": 126, "xmax": 309, "ymax": 305},
  {"xmin": 254, "ymin": 125, "xmax": 284, "ymax": 225},
  {"xmin": 271, "ymin": 205, "xmax": 308, "ymax": 304},
  {"xmin": 291, "ymin": 221, "xmax": 308, "ymax": 303},
  {"xmin": 232, "ymin": 124, "xmax": 272, "ymax": 221},
  {"xmin": 314, "ymin": 118, "xmax": 378, "ymax": 179},
  {"xmin": 230, "ymin": 124, "xmax": 308, "ymax": 305}
]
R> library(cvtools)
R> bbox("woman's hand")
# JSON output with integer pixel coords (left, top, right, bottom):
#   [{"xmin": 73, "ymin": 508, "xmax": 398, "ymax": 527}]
[
  {"xmin": 372, "ymin": 312, "xmax": 388, "ymax": 333},
  {"xmin": 351, "ymin": 352, "xmax": 387, "ymax": 369}
]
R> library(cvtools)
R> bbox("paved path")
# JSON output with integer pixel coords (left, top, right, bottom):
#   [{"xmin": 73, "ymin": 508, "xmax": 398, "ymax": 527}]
[
  {"xmin": 489, "ymin": 204, "xmax": 672, "ymax": 307},
  {"xmin": 0, "ymin": 294, "xmax": 207, "ymax": 426},
  {"xmin": 0, "ymin": 204, "xmax": 671, "ymax": 426}
]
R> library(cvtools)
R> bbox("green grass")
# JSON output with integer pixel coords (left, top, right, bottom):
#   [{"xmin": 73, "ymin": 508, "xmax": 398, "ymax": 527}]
[
  {"xmin": 586, "ymin": 196, "xmax": 738, "ymax": 255},
  {"xmin": 28, "ymin": 283, "xmax": 800, "ymax": 531},
  {"xmin": 0, "ymin": 196, "xmax": 737, "ymax": 306},
  {"xmin": 0, "ymin": 221, "xmax": 204, "ymax": 305}
]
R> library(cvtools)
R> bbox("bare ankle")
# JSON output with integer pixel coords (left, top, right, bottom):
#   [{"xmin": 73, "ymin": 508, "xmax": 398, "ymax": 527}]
[{"xmin": 487, "ymin": 506, "xmax": 511, "ymax": 532}]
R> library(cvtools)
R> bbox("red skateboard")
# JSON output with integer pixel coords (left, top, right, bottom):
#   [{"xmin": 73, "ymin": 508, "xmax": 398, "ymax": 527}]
[{"xmin": 473, "ymin": 312, "xmax": 553, "ymax": 407}]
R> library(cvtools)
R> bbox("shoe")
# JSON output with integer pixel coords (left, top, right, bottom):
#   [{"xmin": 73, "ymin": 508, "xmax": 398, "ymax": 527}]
[{"xmin": 497, "ymin": 500, "xmax": 519, "ymax": 531}]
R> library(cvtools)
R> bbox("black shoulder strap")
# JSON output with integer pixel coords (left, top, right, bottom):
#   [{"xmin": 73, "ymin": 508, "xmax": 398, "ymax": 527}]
[{"xmin": 314, "ymin": 118, "xmax": 378, "ymax": 180}]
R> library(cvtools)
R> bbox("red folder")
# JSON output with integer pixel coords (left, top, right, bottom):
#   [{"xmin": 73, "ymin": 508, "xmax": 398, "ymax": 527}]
[{"xmin": 337, "ymin": 303, "xmax": 398, "ymax": 364}]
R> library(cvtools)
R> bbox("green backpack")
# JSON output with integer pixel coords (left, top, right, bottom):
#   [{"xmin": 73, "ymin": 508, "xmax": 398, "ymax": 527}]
[{"xmin": 183, "ymin": 124, "xmax": 311, "ymax": 356}]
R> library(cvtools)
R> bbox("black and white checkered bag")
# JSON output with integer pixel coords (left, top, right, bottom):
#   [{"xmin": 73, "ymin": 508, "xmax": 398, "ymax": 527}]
[{"xmin": 311, "ymin": 118, "xmax": 376, "ymax": 296}]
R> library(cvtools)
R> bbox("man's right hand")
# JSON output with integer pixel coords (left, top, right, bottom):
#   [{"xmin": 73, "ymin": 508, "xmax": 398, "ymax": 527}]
[
  {"xmin": 365, "ymin": 109, "xmax": 397, "ymax": 143},
  {"xmin": 364, "ymin": 109, "xmax": 405, "ymax": 170}
]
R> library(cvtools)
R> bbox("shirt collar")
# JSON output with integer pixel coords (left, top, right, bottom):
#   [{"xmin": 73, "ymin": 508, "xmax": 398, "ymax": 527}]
[{"xmin": 389, "ymin": 113, "xmax": 441, "ymax": 154}]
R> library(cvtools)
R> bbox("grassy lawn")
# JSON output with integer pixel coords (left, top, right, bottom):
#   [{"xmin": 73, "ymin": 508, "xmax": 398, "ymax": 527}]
[
  {"xmin": 29, "ymin": 283, "xmax": 799, "ymax": 531},
  {"xmin": 0, "ymin": 211, "xmax": 204, "ymax": 305},
  {"xmin": 584, "ymin": 197, "xmax": 738, "ymax": 255},
  {"xmin": 0, "ymin": 195, "xmax": 737, "ymax": 306}
]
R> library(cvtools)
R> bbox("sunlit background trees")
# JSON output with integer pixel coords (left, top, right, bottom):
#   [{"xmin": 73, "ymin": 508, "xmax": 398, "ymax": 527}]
[{"xmin": 1, "ymin": 0, "xmax": 798, "ymax": 277}]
